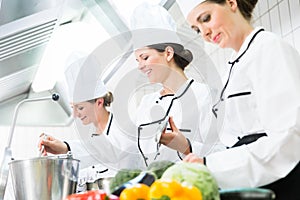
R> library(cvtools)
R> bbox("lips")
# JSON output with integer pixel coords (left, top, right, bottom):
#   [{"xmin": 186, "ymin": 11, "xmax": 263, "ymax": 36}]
[
  {"xmin": 144, "ymin": 69, "xmax": 151, "ymax": 77},
  {"xmin": 81, "ymin": 116, "xmax": 86, "ymax": 121},
  {"xmin": 212, "ymin": 33, "xmax": 221, "ymax": 43}
]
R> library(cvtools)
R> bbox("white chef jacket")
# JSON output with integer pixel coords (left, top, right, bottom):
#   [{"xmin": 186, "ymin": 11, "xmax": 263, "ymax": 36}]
[
  {"xmin": 206, "ymin": 27, "xmax": 300, "ymax": 188},
  {"xmin": 69, "ymin": 113, "xmax": 143, "ymax": 180},
  {"xmin": 135, "ymin": 78, "xmax": 225, "ymax": 166}
]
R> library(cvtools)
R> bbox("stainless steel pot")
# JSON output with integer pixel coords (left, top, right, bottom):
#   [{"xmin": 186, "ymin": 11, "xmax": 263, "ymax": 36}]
[
  {"xmin": 86, "ymin": 177, "xmax": 113, "ymax": 192},
  {"xmin": 9, "ymin": 154, "xmax": 80, "ymax": 200}
]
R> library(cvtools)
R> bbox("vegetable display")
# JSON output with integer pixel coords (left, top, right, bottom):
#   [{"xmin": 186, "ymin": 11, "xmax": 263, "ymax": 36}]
[
  {"xmin": 147, "ymin": 160, "xmax": 175, "ymax": 179},
  {"xmin": 66, "ymin": 162, "xmax": 220, "ymax": 200},
  {"xmin": 111, "ymin": 172, "xmax": 156, "ymax": 196},
  {"xmin": 119, "ymin": 183, "xmax": 150, "ymax": 200},
  {"xmin": 64, "ymin": 190, "xmax": 119, "ymax": 200},
  {"xmin": 109, "ymin": 168, "xmax": 142, "ymax": 192},
  {"xmin": 149, "ymin": 179, "xmax": 202, "ymax": 200},
  {"xmin": 161, "ymin": 162, "xmax": 220, "ymax": 200}
]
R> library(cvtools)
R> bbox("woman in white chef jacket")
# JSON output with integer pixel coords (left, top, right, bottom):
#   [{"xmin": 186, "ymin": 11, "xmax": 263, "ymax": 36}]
[
  {"xmin": 131, "ymin": 3, "xmax": 224, "ymax": 168},
  {"xmin": 38, "ymin": 56, "xmax": 142, "ymax": 183},
  {"xmin": 161, "ymin": 0, "xmax": 300, "ymax": 198}
]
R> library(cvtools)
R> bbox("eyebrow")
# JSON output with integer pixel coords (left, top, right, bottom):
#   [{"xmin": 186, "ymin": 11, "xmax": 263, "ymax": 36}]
[
  {"xmin": 196, "ymin": 14, "xmax": 202, "ymax": 23},
  {"xmin": 135, "ymin": 53, "xmax": 142, "ymax": 62},
  {"xmin": 196, "ymin": 10, "xmax": 209, "ymax": 23},
  {"xmin": 136, "ymin": 53, "xmax": 146, "ymax": 61}
]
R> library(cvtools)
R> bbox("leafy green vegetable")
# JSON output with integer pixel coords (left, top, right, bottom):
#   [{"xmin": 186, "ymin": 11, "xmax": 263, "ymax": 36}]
[
  {"xmin": 147, "ymin": 160, "xmax": 175, "ymax": 179},
  {"xmin": 161, "ymin": 162, "xmax": 220, "ymax": 200},
  {"xmin": 109, "ymin": 168, "xmax": 142, "ymax": 192}
]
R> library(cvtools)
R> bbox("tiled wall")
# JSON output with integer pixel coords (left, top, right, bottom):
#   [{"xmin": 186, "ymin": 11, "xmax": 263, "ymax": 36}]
[{"xmin": 203, "ymin": 0, "xmax": 300, "ymax": 78}]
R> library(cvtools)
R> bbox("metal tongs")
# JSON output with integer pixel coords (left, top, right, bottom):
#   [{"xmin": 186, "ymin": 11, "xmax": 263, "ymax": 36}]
[{"xmin": 38, "ymin": 134, "xmax": 47, "ymax": 157}]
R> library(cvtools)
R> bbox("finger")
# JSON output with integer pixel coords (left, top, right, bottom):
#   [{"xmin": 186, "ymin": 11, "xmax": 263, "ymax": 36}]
[
  {"xmin": 38, "ymin": 140, "xmax": 43, "ymax": 148},
  {"xmin": 41, "ymin": 138, "xmax": 52, "ymax": 147},
  {"xmin": 168, "ymin": 116, "xmax": 179, "ymax": 132},
  {"xmin": 183, "ymin": 153, "xmax": 195, "ymax": 162},
  {"xmin": 159, "ymin": 132, "xmax": 174, "ymax": 145},
  {"xmin": 42, "ymin": 150, "xmax": 48, "ymax": 156}
]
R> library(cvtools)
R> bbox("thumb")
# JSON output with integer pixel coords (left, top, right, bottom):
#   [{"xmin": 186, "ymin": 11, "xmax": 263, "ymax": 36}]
[
  {"xmin": 41, "ymin": 140, "xmax": 49, "ymax": 146},
  {"xmin": 168, "ymin": 116, "xmax": 179, "ymax": 132},
  {"xmin": 41, "ymin": 137, "xmax": 53, "ymax": 146}
]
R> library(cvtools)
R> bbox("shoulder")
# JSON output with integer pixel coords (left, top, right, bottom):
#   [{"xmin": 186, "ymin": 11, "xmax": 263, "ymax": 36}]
[
  {"xmin": 191, "ymin": 80, "xmax": 211, "ymax": 96},
  {"xmin": 255, "ymin": 30, "xmax": 293, "ymax": 51},
  {"xmin": 190, "ymin": 80, "xmax": 213, "ymax": 106},
  {"xmin": 139, "ymin": 91, "xmax": 161, "ymax": 104}
]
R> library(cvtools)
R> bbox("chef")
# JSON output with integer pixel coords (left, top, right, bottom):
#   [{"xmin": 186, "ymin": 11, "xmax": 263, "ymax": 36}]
[
  {"xmin": 160, "ymin": 0, "xmax": 300, "ymax": 199},
  {"xmin": 38, "ymin": 55, "xmax": 142, "ymax": 188},
  {"xmin": 131, "ymin": 3, "xmax": 224, "ymax": 167}
]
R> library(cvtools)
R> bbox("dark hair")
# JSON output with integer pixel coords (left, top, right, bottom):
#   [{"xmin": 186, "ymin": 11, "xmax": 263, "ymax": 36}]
[
  {"xmin": 88, "ymin": 91, "xmax": 114, "ymax": 107},
  {"xmin": 205, "ymin": 0, "xmax": 258, "ymax": 21},
  {"xmin": 147, "ymin": 43, "xmax": 193, "ymax": 70}
]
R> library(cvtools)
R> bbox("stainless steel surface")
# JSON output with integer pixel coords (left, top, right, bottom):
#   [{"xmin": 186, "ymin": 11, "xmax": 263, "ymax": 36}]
[
  {"xmin": 9, "ymin": 155, "xmax": 80, "ymax": 200},
  {"xmin": 86, "ymin": 177, "xmax": 113, "ymax": 193}
]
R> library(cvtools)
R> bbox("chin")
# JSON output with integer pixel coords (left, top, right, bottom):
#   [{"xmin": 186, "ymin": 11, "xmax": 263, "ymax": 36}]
[
  {"xmin": 217, "ymin": 42, "xmax": 224, "ymax": 48},
  {"xmin": 81, "ymin": 120, "xmax": 90, "ymax": 126},
  {"xmin": 148, "ymin": 78, "xmax": 157, "ymax": 84}
]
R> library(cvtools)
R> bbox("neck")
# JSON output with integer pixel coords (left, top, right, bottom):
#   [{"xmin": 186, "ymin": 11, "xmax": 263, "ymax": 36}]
[
  {"xmin": 233, "ymin": 21, "xmax": 254, "ymax": 52},
  {"xmin": 234, "ymin": 26, "xmax": 254, "ymax": 52},
  {"xmin": 95, "ymin": 109, "xmax": 110, "ymax": 134},
  {"xmin": 161, "ymin": 67, "xmax": 188, "ymax": 96}
]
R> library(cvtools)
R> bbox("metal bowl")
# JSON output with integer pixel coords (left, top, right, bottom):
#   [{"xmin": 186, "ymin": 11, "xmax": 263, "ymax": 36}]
[{"xmin": 86, "ymin": 177, "xmax": 114, "ymax": 193}]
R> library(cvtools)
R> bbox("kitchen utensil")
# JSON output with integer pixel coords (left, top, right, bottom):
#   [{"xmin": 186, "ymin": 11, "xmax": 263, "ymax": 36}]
[
  {"xmin": 86, "ymin": 177, "xmax": 113, "ymax": 193},
  {"xmin": 38, "ymin": 134, "xmax": 47, "ymax": 157},
  {"xmin": 9, "ymin": 153, "xmax": 79, "ymax": 200}
]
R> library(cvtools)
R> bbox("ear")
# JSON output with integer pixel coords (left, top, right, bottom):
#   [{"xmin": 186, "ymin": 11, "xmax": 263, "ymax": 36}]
[
  {"xmin": 227, "ymin": 0, "xmax": 238, "ymax": 12},
  {"xmin": 95, "ymin": 98, "xmax": 104, "ymax": 107},
  {"xmin": 165, "ymin": 46, "xmax": 174, "ymax": 62}
]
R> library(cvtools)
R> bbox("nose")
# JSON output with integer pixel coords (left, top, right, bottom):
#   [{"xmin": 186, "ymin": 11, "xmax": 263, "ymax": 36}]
[
  {"xmin": 72, "ymin": 107, "xmax": 79, "ymax": 118},
  {"xmin": 137, "ymin": 61, "xmax": 145, "ymax": 71},
  {"xmin": 200, "ymin": 26, "xmax": 211, "ymax": 41}
]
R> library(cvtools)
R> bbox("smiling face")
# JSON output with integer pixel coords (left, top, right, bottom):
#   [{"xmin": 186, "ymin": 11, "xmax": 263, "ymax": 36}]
[
  {"xmin": 71, "ymin": 101, "xmax": 97, "ymax": 125},
  {"xmin": 135, "ymin": 47, "xmax": 172, "ymax": 84},
  {"xmin": 187, "ymin": 0, "xmax": 245, "ymax": 51}
]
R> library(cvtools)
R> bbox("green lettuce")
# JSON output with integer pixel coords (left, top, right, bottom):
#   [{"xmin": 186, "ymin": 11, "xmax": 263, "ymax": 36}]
[{"xmin": 161, "ymin": 162, "xmax": 220, "ymax": 200}]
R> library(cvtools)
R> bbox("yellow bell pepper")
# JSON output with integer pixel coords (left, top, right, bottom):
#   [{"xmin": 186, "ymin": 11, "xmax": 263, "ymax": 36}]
[
  {"xmin": 119, "ymin": 183, "xmax": 150, "ymax": 200},
  {"xmin": 149, "ymin": 179, "xmax": 202, "ymax": 200}
]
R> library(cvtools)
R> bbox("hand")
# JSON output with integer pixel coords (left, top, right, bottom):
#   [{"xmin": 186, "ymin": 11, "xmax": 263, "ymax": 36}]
[
  {"xmin": 159, "ymin": 116, "xmax": 191, "ymax": 155},
  {"xmin": 183, "ymin": 153, "xmax": 204, "ymax": 164},
  {"xmin": 38, "ymin": 133, "xmax": 68, "ymax": 155}
]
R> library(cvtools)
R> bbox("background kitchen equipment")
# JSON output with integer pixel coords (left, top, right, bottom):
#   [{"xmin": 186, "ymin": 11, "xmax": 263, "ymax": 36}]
[
  {"xmin": 86, "ymin": 177, "xmax": 113, "ymax": 192},
  {"xmin": 0, "ymin": 93, "xmax": 64, "ymax": 200},
  {"xmin": 220, "ymin": 188, "xmax": 276, "ymax": 200},
  {"xmin": 9, "ymin": 153, "xmax": 79, "ymax": 200}
]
